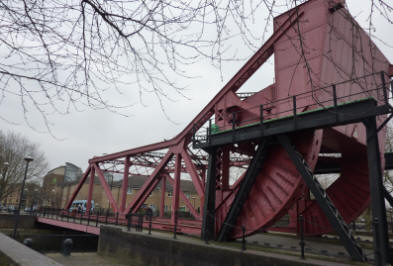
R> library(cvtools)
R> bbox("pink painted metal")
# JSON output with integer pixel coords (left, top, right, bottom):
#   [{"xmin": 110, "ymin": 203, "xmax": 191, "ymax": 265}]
[
  {"xmin": 94, "ymin": 164, "xmax": 119, "ymax": 213},
  {"xmin": 166, "ymin": 174, "xmax": 200, "ymax": 219},
  {"xmin": 160, "ymin": 176, "xmax": 166, "ymax": 218},
  {"xmin": 171, "ymin": 154, "xmax": 181, "ymax": 224},
  {"xmin": 120, "ymin": 156, "xmax": 130, "ymax": 212},
  {"xmin": 62, "ymin": 0, "xmax": 391, "ymax": 239},
  {"xmin": 86, "ymin": 166, "xmax": 95, "ymax": 215},
  {"xmin": 37, "ymin": 217, "xmax": 100, "ymax": 235},
  {"xmin": 64, "ymin": 166, "xmax": 91, "ymax": 210}
]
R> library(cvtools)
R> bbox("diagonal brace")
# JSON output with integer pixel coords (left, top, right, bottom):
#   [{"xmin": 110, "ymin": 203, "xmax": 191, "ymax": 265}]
[
  {"xmin": 277, "ymin": 134, "xmax": 366, "ymax": 262},
  {"xmin": 383, "ymin": 187, "xmax": 393, "ymax": 208},
  {"xmin": 217, "ymin": 139, "xmax": 269, "ymax": 242}
]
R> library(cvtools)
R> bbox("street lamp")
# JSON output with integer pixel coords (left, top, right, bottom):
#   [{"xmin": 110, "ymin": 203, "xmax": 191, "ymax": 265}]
[
  {"xmin": 12, "ymin": 156, "xmax": 33, "ymax": 239},
  {"xmin": 1, "ymin": 161, "xmax": 9, "ymax": 202}
]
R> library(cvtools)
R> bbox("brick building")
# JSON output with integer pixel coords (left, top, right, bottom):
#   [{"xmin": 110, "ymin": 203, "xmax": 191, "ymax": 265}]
[
  {"xmin": 60, "ymin": 175, "xmax": 201, "ymax": 216},
  {"xmin": 43, "ymin": 163, "xmax": 200, "ymax": 216}
]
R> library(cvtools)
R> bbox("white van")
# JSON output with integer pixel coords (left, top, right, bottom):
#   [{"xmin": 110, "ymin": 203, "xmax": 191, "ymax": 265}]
[{"xmin": 69, "ymin": 200, "xmax": 94, "ymax": 213}]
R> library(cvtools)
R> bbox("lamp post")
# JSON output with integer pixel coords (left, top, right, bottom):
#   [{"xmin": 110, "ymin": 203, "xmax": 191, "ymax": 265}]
[
  {"xmin": 1, "ymin": 161, "xmax": 9, "ymax": 202},
  {"xmin": 12, "ymin": 156, "xmax": 33, "ymax": 239}
]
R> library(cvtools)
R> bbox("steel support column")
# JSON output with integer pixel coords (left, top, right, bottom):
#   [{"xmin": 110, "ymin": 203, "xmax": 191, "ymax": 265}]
[
  {"xmin": 201, "ymin": 148, "xmax": 217, "ymax": 241},
  {"xmin": 278, "ymin": 134, "xmax": 366, "ymax": 262},
  {"xmin": 171, "ymin": 154, "xmax": 181, "ymax": 225},
  {"xmin": 160, "ymin": 176, "xmax": 166, "ymax": 218},
  {"xmin": 120, "ymin": 156, "xmax": 130, "ymax": 213},
  {"xmin": 86, "ymin": 166, "xmax": 95, "ymax": 215},
  {"xmin": 364, "ymin": 117, "xmax": 390, "ymax": 265}
]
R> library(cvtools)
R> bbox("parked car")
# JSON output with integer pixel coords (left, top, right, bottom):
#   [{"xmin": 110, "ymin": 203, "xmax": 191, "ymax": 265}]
[
  {"xmin": 7, "ymin": 205, "xmax": 16, "ymax": 213},
  {"xmin": 24, "ymin": 206, "xmax": 38, "ymax": 212}
]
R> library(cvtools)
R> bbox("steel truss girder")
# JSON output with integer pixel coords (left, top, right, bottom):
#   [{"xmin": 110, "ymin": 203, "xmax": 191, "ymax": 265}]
[
  {"xmin": 217, "ymin": 139, "xmax": 269, "ymax": 242},
  {"xmin": 277, "ymin": 134, "xmax": 366, "ymax": 262},
  {"xmin": 66, "ymin": 7, "xmax": 304, "ymax": 231}
]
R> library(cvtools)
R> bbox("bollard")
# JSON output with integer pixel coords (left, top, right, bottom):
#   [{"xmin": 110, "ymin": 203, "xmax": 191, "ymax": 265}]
[
  {"xmin": 242, "ymin": 226, "xmax": 246, "ymax": 251},
  {"xmin": 62, "ymin": 238, "xmax": 73, "ymax": 256},
  {"xmin": 115, "ymin": 213, "xmax": 119, "ymax": 225},
  {"xmin": 23, "ymin": 238, "xmax": 33, "ymax": 248},
  {"xmin": 96, "ymin": 210, "xmax": 99, "ymax": 227},
  {"xmin": 87, "ymin": 210, "xmax": 91, "ymax": 226},
  {"xmin": 105, "ymin": 209, "xmax": 109, "ymax": 224},
  {"xmin": 299, "ymin": 215, "xmax": 305, "ymax": 259}
]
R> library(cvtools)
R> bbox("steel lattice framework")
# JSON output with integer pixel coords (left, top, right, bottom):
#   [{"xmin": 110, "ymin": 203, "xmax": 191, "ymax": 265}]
[{"xmin": 64, "ymin": 0, "xmax": 393, "ymax": 263}]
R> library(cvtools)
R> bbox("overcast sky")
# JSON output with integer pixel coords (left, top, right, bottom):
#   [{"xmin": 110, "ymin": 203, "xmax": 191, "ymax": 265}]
[{"xmin": 1, "ymin": 1, "xmax": 392, "ymax": 174}]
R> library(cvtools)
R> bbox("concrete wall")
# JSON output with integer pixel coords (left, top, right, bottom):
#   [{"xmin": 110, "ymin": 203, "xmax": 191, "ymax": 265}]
[
  {"xmin": 0, "ymin": 232, "xmax": 61, "ymax": 266},
  {"xmin": 98, "ymin": 226, "xmax": 320, "ymax": 266},
  {"xmin": 0, "ymin": 214, "xmax": 35, "ymax": 228}
]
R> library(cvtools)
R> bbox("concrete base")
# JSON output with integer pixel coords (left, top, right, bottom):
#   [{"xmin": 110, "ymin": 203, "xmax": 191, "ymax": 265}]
[{"xmin": 98, "ymin": 226, "xmax": 343, "ymax": 266}]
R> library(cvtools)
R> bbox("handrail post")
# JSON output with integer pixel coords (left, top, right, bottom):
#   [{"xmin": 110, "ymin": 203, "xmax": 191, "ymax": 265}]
[
  {"xmin": 208, "ymin": 119, "xmax": 212, "ymax": 145},
  {"xmin": 332, "ymin": 84, "xmax": 338, "ymax": 121},
  {"xmin": 293, "ymin": 95, "xmax": 297, "ymax": 129},
  {"xmin": 96, "ymin": 210, "xmax": 99, "ymax": 227},
  {"xmin": 232, "ymin": 112, "xmax": 236, "ymax": 131},
  {"xmin": 192, "ymin": 124, "xmax": 196, "ymax": 146},
  {"xmin": 332, "ymin": 84, "xmax": 337, "ymax": 108},
  {"xmin": 381, "ymin": 71, "xmax": 388, "ymax": 106},
  {"xmin": 299, "ymin": 214, "xmax": 305, "ymax": 259},
  {"xmin": 260, "ymin": 105, "xmax": 264, "ymax": 124},
  {"xmin": 148, "ymin": 213, "xmax": 152, "ymax": 235}
]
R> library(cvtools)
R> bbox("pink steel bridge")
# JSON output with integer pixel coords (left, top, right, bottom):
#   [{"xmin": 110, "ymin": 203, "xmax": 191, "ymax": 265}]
[{"xmin": 37, "ymin": 0, "xmax": 393, "ymax": 263}]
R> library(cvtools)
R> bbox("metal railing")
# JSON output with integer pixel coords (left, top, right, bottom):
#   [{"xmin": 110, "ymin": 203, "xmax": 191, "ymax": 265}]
[
  {"xmin": 193, "ymin": 71, "xmax": 392, "ymax": 147},
  {"xmin": 30, "ymin": 207, "xmax": 149, "ymax": 233}
]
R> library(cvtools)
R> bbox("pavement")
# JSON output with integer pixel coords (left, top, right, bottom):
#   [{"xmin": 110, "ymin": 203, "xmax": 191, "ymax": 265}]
[
  {"xmin": 245, "ymin": 232, "xmax": 375, "ymax": 261},
  {"xmin": 46, "ymin": 252, "xmax": 128, "ymax": 266}
]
